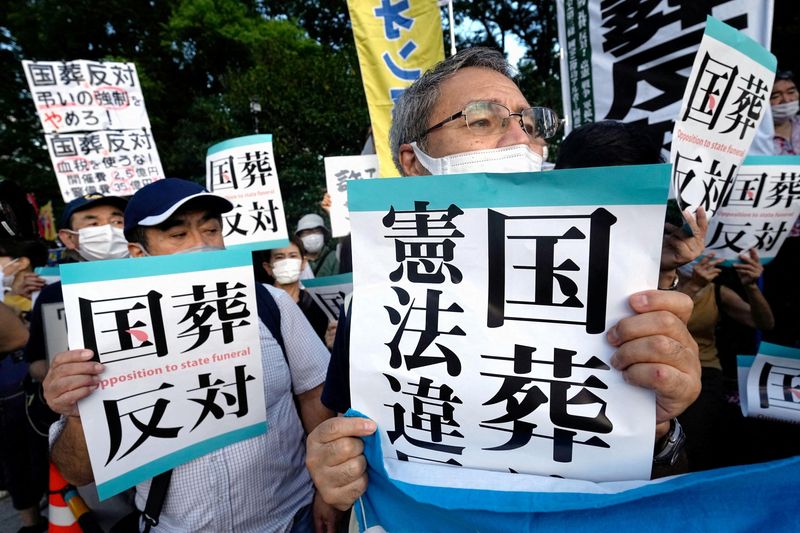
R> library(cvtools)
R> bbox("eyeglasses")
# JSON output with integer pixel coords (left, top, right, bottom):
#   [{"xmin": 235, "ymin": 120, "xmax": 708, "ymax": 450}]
[{"xmin": 420, "ymin": 101, "xmax": 562, "ymax": 141}]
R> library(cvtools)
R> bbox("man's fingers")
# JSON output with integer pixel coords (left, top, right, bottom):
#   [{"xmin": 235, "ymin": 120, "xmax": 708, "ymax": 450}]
[
  {"xmin": 695, "ymin": 206, "xmax": 708, "ymax": 234},
  {"xmin": 624, "ymin": 290, "xmax": 694, "ymax": 324},
  {"xmin": 315, "ymin": 416, "xmax": 377, "ymax": 445},
  {"xmin": 610, "ymin": 334, "xmax": 698, "ymax": 375},
  {"xmin": 45, "ymin": 385, "xmax": 95, "ymax": 416},
  {"xmin": 327, "ymin": 476, "xmax": 369, "ymax": 512},
  {"xmin": 681, "ymin": 208, "xmax": 699, "ymax": 235},
  {"xmin": 52, "ymin": 349, "xmax": 96, "ymax": 367},
  {"xmin": 619, "ymin": 362, "xmax": 700, "ymax": 423}
]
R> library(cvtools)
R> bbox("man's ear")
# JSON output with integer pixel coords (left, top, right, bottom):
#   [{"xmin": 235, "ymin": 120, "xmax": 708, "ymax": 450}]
[
  {"xmin": 129, "ymin": 242, "xmax": 146, "ymax": 257},
  {"xmin": 398, "ymin": 143, "xmax": 424, "ymax": 176},
  {"xmin": 58, "ymin": 229, "xmax": 78, "ymax": 250}
]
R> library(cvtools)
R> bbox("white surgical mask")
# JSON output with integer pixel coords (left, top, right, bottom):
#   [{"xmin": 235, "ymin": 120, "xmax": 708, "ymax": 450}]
[
  {"xmin": 301, "ymin": 233, "xmax": 325, "ymax": 254},
  {"xmin": 271, "ymin": 258, "xmax": 303, "ymax": 285},
  {"xmin": 175, "ymin": 244, "xmax": 225, "ymax": 255},
  {"xmin": 410, "ymin": 142, "xmax": 543, "ymax": 175},
  {"xmin": 72, "ymin": 225, "xmax": 130, "ymax": 261},
  {"xmin": 772, "ymin": 100, "xmax": 799, "ymax": 122}
]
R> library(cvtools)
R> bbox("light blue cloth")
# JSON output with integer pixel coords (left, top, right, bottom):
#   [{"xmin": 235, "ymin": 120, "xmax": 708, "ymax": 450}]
[{"xmin": 347, "ymin": 410, "xmax": 800, "ymax": 532}]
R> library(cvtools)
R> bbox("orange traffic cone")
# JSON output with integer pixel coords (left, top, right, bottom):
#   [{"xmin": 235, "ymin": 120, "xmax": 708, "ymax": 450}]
[{"xmin": 48, "ymin": 462, "xmax": 81, "ymax": 532}]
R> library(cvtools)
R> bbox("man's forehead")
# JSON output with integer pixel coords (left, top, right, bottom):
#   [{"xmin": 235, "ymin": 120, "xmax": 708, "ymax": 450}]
[{"xmin": 432, "ymin": 67, "xmax": 529, "ymax": 119}]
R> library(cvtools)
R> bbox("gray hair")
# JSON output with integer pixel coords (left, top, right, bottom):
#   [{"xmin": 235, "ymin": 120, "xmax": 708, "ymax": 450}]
[{"xmin": 389, "ymin": 47, "xmax": 513, "ymax": 175}]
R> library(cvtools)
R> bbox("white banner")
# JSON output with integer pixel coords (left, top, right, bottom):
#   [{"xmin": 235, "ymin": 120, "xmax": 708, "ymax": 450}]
[
  {"xmin": 324, "ymin": 155, "xmax": 379, "ymax": 238},
  {"xmin": 61, "ymin": 249, "xmax": 266, "ymax": 500},
  {"xmin": 670, "ymin": 16, "xmax": 776, "ymax": 217},
  {"xmin": 739, "ymin": 343, "xmax": 800, "ymax": 423},
  {"xmin": 556, "ymin": 1, "xmax": 774, "ymax": 154},
  {"xmin": 22, "ymin": 60, "xmax": 151, "ymax": 133},
  {"xmin": 705, "ymin": 156, "xmax": 800, "ymax": 264},
  {"xmin": 45, "ymin": 129, "xmax": 165, "ymax": 201},
  {"xmin": 205, "ymin": 134, "xmax": 289, "ymax": 251},
  {"xmin": 348, "ymin": 164, "xmax": 671, "ymax": 483}
]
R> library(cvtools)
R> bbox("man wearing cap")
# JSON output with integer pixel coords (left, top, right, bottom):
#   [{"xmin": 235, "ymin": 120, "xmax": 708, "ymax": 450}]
[
  {"xmin": 44, "ymin": 179, "xmax": 337, "ymax": 532},
  {"xmin": 295, "ymin": 213, "xmax": 339, "ymax": 278},
  {"xmin": 26, "ymin": 193, "xmax": 128, "ymax": 382}
]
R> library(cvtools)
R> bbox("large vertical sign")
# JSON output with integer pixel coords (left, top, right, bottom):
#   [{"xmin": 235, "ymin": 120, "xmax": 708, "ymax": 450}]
[
  {"xmin": 348, "ymin": 164, "xmax": 671, "ymax": 483},
  {"xmin": 670, "ymin": 17, "xmax": 776, "ymax": 218},
  {"xmin": 556, "ymin": 1, "xmax": 774, "ymax": 152},
  {"xmin": 22, "ymin": 60, "xmax": 165, "ymax": 201},
  {"xmin": 347, "ymin": 0, "xmax": 445, "ymax": 177},
  {"xmin": 61, "ymin": 250, "xmax": 266, "ymax": 500},
  {"xmin": 205, "ymin": 134, "xmax": 289, "ymax": 251}
]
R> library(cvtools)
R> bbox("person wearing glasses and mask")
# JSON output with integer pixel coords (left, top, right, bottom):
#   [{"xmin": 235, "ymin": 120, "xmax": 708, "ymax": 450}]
[{"xmin": 305, "ymin": 47, "xmax": 701, "ymax": 512}]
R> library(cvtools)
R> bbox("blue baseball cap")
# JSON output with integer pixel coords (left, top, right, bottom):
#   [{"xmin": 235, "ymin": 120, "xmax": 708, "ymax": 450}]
[
  {"xmin": 59, "ymin": 193, "xmax": 128, "ymax": 230},
  {"xmin": 123, "ymin": 178, "xmax": 233, "ymax": 237}
]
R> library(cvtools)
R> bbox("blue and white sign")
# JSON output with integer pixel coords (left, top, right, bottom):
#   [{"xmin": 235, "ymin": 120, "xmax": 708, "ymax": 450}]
[
  {"xmin": 61, "ymin": 249, "xmax": 266, "ymax": 500},
  {"xmin": 348, "ymin": 164, "xmax": 671, "ymax": 485},
  {"xmin": 206, "ymin": 134, "xmax": 289, "ymax": 251},
  {"xmin": 739, "ymin": 342, "xmax": 800, "ymax": 423},
  {"xmin": 302, "ymin": 273, "xmax": 353, "ymax": 322},
  {"xmin": 705, "ymin": 156, "xmax": 800, "ymax": 265}
]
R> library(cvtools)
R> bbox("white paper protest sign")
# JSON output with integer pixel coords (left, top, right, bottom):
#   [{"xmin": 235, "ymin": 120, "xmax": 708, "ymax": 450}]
[
  {"xmin": 705, "ymin": 155, "xmax": 800, "ymax": 265},
  {"xmin": 301, "ymin": 273, "xmax": 353, "ymax": 322},
  {"xmin": 670, "ymin": 16, "xmax": 776, "ymax": 217},
  {"xmin": 742, "ymin": 343, "xmax": 800, "ymax": 423},
  {"xmin": 60, "ymin": 249, "xmax": 266, "ymax": 500},
  {"xmin": 22, "ymin": 60, "xmax": 151, "ymax": 133},
  {"xmin": 42, "ymin": 302, "xmax": 68, "ymax": 364},
  {"xmin": 324, "ymin": 155, "xmax": 379, "ymax": 237},
  {"xmin": 348, "ymin": 164, "xmax": 671, "ymax": 483},
  {"xmin": 21, "ymin": 59, "xmax": 165, "ymax": 202},
  {"xmin": 206, "ymin": 135, "xmax": 289, "ymax": 251},
  {"xmin": 44, "ymin": 129, "xmax": 165, "ymax": 201}
]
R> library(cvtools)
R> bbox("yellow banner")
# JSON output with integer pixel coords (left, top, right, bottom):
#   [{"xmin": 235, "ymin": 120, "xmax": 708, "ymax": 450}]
[
  {"xmin": 38, "ymin": 200, "xmax": 57, "ymax": 241},
  {"xmin": 347, "ymin": 0, "xmax": 444, "ymax": 177}
]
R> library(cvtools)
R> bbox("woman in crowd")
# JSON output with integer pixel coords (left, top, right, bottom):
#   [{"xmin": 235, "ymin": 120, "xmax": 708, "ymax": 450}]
[
  {"xmin": 676, "ymin": 249, "xmax": 774, "ymax": 470},
  {"xmin": 261, "ymin": 236, "xmax": 331, "ymax": 345}
]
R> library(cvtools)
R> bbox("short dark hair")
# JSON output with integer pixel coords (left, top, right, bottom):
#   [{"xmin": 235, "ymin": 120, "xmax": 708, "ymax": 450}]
[
  {"xmin": 554, "ymin": 121, "xmax": 663, "ymax": 169},
  {"xmin": 262, "ymin": 235, "xmax": 306, "ymax": 264}
]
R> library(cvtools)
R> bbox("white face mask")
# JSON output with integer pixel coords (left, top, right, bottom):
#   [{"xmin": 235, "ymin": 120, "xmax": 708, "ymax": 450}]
[
  {"xmin": 772, "ymin": 100, "xmax": 799, "ymax": 122},
  {"xmin": 410, "ymin": 142, "xmax": 543, "ymax": 175},
  {"xmin": 271, "ymin": 258, "xmax": 303, "ymax": 285},
  {"xmin": 71, "ymin": 225, "xmax": 130, "ymax": 261},
  {"xmin": 301, "ymin": 233, "xmax": 325, "ymax": 254}
]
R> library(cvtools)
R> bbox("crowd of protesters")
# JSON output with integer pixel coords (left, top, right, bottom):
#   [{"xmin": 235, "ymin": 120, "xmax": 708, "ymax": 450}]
[{"xmin": 0, "ymin": 48, "xmax": 798, "ymax": 532}]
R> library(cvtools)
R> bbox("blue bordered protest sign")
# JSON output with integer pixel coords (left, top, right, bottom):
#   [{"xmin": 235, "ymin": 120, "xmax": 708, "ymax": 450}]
[{"xmin": 61, "ymin": 249, "xmax": 266, "ymax": 500}]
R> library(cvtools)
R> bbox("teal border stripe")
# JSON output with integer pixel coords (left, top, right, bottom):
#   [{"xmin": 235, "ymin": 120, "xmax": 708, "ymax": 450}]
[
  {"xmin": 96, "ymin": 422, "xmax": 266, "ymax": 500},
  {"xmin": 719, "ymin": 256, "xmax": 775, "ymax": 267},
  {"xmin": 737, "ymin": 355, "xmax": 755, "ymax": 368},
  {"xmin": 759, "ymin": 342, "xmax": 800, "ymax": 360},
  {"xmin": 705, "ymin": 16, "xmax": 777, "ymax": 71},
  {"xmin": 349, "ymin": 164, "xmax": 670, "ymax": 212},
  {"xmin": 744, "ymin": 155, "xmax": 800, "ymax": 166},
  {"xmin": 226, "ymin": 238, "xmax": 290, "ymax": 253},
  {"xmin": 302, "ymin": 272, "xmax": 353, "ymax": 288},
  {"xmin": 35, "ymin": 266, "xmax": 60, "ymax": 276},
  {"xmin": 61, "ymin": 248, "xmax": 251, "ymax": 285},
  {"xmin": 207, "ymin": 134, "xmax": 273, "ymax": 156}
]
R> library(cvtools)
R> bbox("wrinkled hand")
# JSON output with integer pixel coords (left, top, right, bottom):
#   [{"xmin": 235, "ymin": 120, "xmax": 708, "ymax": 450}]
[
  {"xmin": 689, "ymin": 253, "xmax": 724, "ymax": 287},
  {"xmin": 607, "ymin": 290, "xmax": 700, "ymax": 438},
  {"xmin": 733, "ymin": 248, "xmax": 763, "ymax": 287},
  {"xmin": 43, "ymin": 349, "xmax": 104, "ymax": 417},
  {"xmin": 11, "ymin": 271, "xmax": 45, "ymax": 298},
  {"xmin": 313, "ymin": 490, "xmax": 342, "ymax": 533},
  {"xmin": 306, "ymin": 417, "xmax": 376, "ymax": 511},
  {"xmin": 661, "ymin": 207, "xmax": 708, "ymax": 271},
  {"xmin": 324, "ymin": 320, "xmax": 338, "ymax": 350},
  {"xmin": 320, "ymin": 192, "xmax": 332, "ymax": 215}
]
